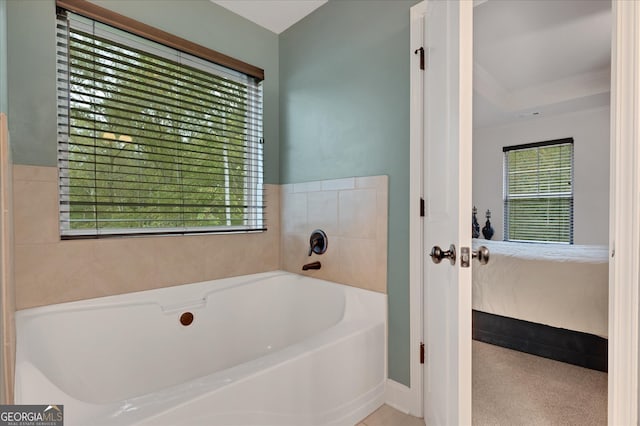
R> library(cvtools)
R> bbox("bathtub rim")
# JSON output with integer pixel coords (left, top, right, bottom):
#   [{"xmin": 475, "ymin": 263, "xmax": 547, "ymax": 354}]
[{"xmin": 14, "ymin": 270, "xmax": 384, "ymax": 316}]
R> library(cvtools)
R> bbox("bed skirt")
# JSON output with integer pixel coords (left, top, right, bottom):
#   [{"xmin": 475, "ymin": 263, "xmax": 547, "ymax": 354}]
[{"xmin": 472, "ymin": 310, "xmax": 607, "ymax": 372}]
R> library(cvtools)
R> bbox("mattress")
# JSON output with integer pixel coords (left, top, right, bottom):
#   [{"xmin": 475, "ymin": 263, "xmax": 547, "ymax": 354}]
[{"xmin": 471, "ymin": 239, "xmax": 609, "ymax": 338}]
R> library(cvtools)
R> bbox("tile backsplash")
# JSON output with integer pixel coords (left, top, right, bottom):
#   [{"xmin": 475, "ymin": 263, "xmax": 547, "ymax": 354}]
[
  {"xmin": 13, "ymin": 165, "xmax": 281, "ymax": 309},
  {"xmin": 1, "ymin": 114, "xmax": 15, "ymax": 403},
  {"xmin": 281, "ymin": 176, "xmax": 388, "ymax": 293},
  {"xmin": 12, "ymin": 167, "xmax": 388, "ymax": 310}
]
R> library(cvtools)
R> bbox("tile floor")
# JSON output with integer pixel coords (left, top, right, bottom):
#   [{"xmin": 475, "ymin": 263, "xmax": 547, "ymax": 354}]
[{"xmin": 357, "ymin": 404, "xmax": 424, "ymax": 426}]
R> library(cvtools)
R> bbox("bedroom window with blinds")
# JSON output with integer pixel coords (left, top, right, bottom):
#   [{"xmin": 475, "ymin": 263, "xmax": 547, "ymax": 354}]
[
  {"xmin": 503, "ymin": 138, "xmax": 574, "ymax": 244},
  {"xmin": 56, "ymin": 4, "xmax": 264, "ymax": 238}
]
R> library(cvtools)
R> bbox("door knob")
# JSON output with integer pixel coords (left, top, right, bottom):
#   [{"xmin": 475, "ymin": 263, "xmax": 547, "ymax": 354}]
[
  {"xmin": 473, "ymin": 246, "xmax": 490, "ymax": 265},
  {"xmin": 430, "ymin": 244, "xmax": 456, "ymax": 265}
]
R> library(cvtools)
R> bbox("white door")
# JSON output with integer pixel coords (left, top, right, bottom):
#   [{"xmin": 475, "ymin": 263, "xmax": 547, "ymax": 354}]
[{"xmin": 421, "ymin": 1, "xmax": 473, "ymax": 425}]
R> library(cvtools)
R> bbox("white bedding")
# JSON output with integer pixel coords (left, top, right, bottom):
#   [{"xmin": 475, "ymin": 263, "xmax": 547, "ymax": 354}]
[{"xmin": 472, "ymin": 239, "xmax": 609, "ymax": 338}]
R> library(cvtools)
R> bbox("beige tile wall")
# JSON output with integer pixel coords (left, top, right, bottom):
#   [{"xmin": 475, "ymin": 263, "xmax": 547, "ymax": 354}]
[
  {"xmin": 281, "ymin": 176, "xmax": 388, "ymax": 293},
  {"xmin": 13, "ymin": 167, "xmax": 389, "ymax": 308},
  {"xmin": 1, "ymin": 113, "xmax": 15, "ymax": 403},
  {"xmin": 13, "ymin": 165, "xmax": 281, "ymax": 309}
]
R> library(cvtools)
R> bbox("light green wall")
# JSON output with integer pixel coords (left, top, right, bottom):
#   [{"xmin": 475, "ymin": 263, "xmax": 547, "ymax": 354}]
[
  {"xmin": 279, "ymin": 0, "xmax": 419, "ymax": 386},
  {"xmin": 6, "ymin": 0, "xmax": 280, "ymax": 183},
  {"xmin": 6, "ymin": 0, "xmax": 56, "ymax": 166},
  {"xmin": 0, "ymin": 0, "xmax": 6, "ymax": 113}
]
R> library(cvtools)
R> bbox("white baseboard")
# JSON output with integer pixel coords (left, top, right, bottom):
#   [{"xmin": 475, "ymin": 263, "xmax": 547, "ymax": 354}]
[{"xmin": 385, "ymin": 379, "xmax": 420, "ymax": 417}]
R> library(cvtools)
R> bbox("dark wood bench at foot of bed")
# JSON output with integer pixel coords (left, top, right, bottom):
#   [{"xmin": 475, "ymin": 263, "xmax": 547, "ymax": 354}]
[{"xmin": 472, "ymin": 309, "xmax": 608, "ymax": 372}]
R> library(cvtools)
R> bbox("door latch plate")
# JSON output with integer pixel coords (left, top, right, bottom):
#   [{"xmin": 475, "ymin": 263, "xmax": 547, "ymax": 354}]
[{"xmin": 460, "ymin": 246, "xmax": 470, "ymax": 268}]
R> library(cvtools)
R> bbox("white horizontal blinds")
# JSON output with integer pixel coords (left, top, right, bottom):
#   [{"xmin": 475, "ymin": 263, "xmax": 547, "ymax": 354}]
[
  {"xmin": 503, "ymin": 138, "xmax": 574, "ymax": 244},
  {"xmin": 56, "ymin": 10, "xmax": 264, "ymax": 238}
]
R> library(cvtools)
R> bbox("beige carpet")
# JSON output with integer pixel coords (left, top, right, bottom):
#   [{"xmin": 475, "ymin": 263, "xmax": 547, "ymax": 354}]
[{"xmin": 473, "ymin": 341, "xmax": 607, "ymax": 425}]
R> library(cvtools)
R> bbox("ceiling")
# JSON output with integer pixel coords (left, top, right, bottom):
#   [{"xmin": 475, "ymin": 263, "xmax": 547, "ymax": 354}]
[
  {"xmin": 211, "ymin": 0, "xmax": 611, "ymax": 129},
  {"xmin": 211, "ymin": 0, "xmax": 327, "ymax": 34},
  {"xmin": 473, "ymin": 0, "xmax": 612, "ymax": 128}
]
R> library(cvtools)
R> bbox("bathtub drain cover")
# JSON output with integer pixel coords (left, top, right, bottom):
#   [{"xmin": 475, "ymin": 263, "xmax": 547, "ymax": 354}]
[{"xmin": 180, "ymin": 312, "xmax": 194, "ymax": 326}]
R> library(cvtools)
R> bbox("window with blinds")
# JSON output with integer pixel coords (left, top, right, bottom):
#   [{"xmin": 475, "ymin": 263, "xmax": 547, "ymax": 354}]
[
  {"xmin": 503, "ymin": 139, "xmax": 574, "ymax": 244},
  {"xmin": 56, "ymin": 8, "xmax": 264, "ymax": 238}
]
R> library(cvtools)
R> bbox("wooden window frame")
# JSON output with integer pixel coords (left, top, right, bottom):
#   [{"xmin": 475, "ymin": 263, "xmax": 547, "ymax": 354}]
[{"xmin": 56, "ymin": 0, "xmax": 264, "ymax": 81}]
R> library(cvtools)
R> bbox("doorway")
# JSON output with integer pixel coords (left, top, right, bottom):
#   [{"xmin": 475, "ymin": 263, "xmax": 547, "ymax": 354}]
[
  {"xmin": 471, "ymin": 1, "xmax": 611, "ymax": 424},
  {"xmin": 409, "ymin": 0, "xmax": 640, "ymax": 424}
]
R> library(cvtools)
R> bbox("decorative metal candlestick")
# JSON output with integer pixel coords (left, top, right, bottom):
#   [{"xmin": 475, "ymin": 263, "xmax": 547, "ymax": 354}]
[
  {"xmin": 472, "ymin": 206, "xmax": 480, "ymax": 238},
  {"xmin": 482, "ymin": 209, "xmax": 494, "ymax": 240}
]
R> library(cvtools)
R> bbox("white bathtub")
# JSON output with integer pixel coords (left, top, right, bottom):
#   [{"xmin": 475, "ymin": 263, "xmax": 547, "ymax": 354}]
[{"xmin": 14, "ymin": 271, "xmax": 387, "ymax": 426}]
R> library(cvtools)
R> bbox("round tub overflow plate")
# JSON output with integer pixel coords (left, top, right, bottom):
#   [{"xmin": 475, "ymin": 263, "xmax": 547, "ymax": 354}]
[{"xmin": 180, "ymin": 312, "xmax": 194, "ymax": 326}]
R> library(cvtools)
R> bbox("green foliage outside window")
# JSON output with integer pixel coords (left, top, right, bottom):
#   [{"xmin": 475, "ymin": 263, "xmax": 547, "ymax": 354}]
[
  {"xmin": 57, "ymin": 15, "xmax": 263, "ymax": 236},
  {"xmin": 504, "ymin": 142, "xmax": 573, "ymax": 243}
]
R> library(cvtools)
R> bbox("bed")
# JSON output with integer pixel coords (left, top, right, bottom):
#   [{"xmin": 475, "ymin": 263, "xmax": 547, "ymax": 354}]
[{"xmin": 471, "ymin": 239, "xmax": 609, "ymax": 370}]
